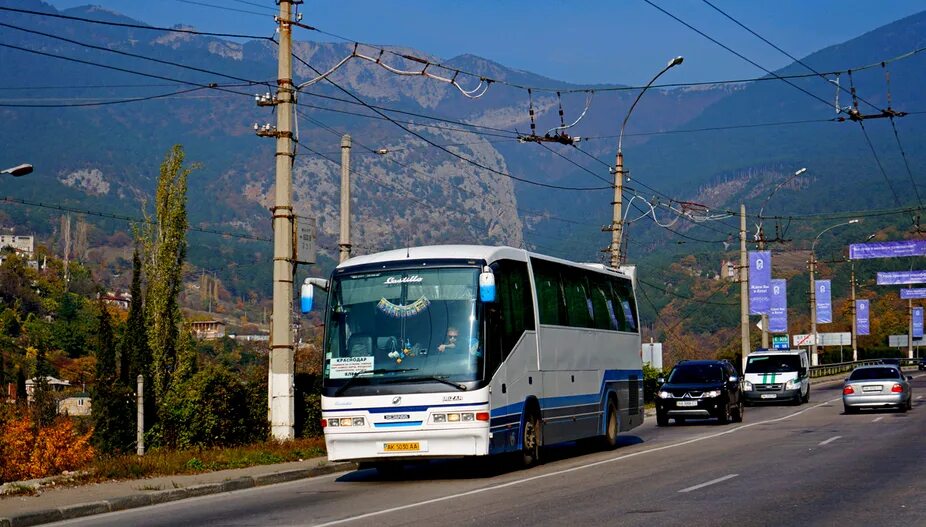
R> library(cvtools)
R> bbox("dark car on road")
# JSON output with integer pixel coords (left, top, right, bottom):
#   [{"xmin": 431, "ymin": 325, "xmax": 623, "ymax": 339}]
[
  {"xmin": 655, "ymin": 360, "xmax": 744, "ymax": 426},
  {"xmin": 919, "ymin": 357, "xmax": 926, "ymax": 371}
]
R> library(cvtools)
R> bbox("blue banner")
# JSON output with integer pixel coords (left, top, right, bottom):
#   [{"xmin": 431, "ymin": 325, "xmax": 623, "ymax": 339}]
[
  {"xmin": 856, "ymin": 299, "xmax": 869, "ymax": 336},
  {"xmin": 877, "ymin": 270, "xmax": 926, "ymax": 285},
  {"xmin": 815, "ymin": 279, "xmax": 832, "ymax": 324},
  {"xmin": 900, "ymin": 288, "xmax": 926, "ymax": 299},
  {"xmin": 769, "ymin": 279, "xmax": 788, "ymax": 333},
  {"xmin": 915, "ymin": 307, "xmax": 924, "ymax": 338},
  {"xmin": 748, "ymin": 250, "xmax": 772, "ymax": 315},
  {"xmin": 850, "ymin": 240, "xmax": 926, "ymax": 260}
]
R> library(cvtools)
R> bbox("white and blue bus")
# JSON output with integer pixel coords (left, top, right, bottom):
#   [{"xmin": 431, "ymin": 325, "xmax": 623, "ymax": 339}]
[{"xmin": 301, "ymin": 245, "xmax": 643, "ymax": 470}]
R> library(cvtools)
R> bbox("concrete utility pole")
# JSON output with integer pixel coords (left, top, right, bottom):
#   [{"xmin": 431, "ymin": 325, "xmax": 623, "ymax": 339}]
[
  {"xmin": 269, "ymin": 0, "xmax": 297, "ymax": 441},
  {"xmin": 908, "ymin": 299, "xmax": 914, "ymax": 359},
  {"xmin": 136, "ymin": 374, "xmax": 144, "ymax": 456},
  {"xmin": 757, "ymin": 234, "xmax": 769, "ymax": 349},
  {"xmin": 740, "ymin": 204, "xmax": 750, "ymax": 374},
  {"xmin": 809, "ymin": 252, "xmax": 818, "ymax": 366},
  {"xmin": 606, "ymin": 56, "xmax": 683, "ymax": 267},
  {"xmin": 850, "ymin": 262, "xmax": 857, "ymax": 362},
  {"xmin": 339, "ymin": 134, "xmax": 352, "ymax": 263}
]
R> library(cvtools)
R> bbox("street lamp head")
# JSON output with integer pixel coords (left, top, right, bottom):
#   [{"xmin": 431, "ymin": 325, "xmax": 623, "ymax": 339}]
[
  {"xmin": 848, "ymin": 219, "xmax": 860, "ymax": 224},
  {"xmin": 1, "ymin": 163, "xmax": 33, "ymax": 177},
  {"xmin": 794, "ymin": 167, "xmax": 807, "ymax": 176},
  {"xmin": 374, "ymin": 148, "xmax": 388, "ymax": 155},
  {"xmin": 668, "ymin": 56, "xmax": 684, "ymax": 68}
]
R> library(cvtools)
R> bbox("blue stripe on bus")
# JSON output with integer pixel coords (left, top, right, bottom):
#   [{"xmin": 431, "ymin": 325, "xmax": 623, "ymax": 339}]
[
  {"xmin": 373, "ymin": 421, "xmax": 424, "ymax": 428},
  {"xmin": 324, "ymin": 401, "xmax": 488, "ymax": 414}
]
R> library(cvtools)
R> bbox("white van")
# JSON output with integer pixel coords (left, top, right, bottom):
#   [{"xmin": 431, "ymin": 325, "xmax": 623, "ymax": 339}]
[{"xmin": 742, "ymin": 349, "xmax": 810, "ymax": 405}]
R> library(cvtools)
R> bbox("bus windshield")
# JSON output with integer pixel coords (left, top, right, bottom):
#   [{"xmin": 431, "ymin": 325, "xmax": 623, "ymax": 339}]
[{"xmin": 323, "ymin": 266, "xmax": 483, "ymax": 390}]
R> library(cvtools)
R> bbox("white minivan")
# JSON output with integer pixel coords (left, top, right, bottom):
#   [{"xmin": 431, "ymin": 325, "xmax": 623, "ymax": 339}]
[{"xmin": 742, "ymin": 349, "xmax": 810, "ymax": 405}]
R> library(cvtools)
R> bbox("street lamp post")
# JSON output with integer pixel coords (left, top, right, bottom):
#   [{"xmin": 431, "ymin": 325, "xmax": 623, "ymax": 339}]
[
  {"xmin": 607, "ymin": 56, "xmax": 683, "ymax": 267},
  {"xmin": 1, "ymin": 164, "xmax": 33, "ymax": 177},
  {"xmin": 756, "ymin": 167, "xmax": 806, "ymax": 348},
  {"xmin": 809, "ymin": 219, "xmax": 859, "ymax": 366}
]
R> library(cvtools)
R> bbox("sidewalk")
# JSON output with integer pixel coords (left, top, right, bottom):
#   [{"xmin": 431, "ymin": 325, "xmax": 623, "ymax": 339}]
[{"xmin": 0, "ymin": 457, "xmax": 354, "ymax": 527}]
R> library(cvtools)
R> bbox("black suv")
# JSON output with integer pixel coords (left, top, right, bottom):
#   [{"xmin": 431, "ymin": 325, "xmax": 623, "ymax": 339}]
[{"xmin": 655, "ymin": 360, "xmax": 744, "ymax": 426}]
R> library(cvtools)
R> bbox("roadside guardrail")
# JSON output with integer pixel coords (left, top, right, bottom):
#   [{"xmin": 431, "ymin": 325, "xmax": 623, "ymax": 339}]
[{"xmin": 809, "ymin": 358, "xmax": 920, "ymax": 379}]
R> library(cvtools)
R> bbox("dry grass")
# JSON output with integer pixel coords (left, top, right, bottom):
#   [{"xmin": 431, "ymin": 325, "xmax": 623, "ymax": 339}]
[{"xmin": 89, "ymin": 438, "xmax": 326, "ymax": 482}]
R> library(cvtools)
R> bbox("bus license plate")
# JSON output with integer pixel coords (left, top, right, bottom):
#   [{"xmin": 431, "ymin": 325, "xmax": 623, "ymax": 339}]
[
  {"xmin": 383, "ymin": 442, "xmax": 420, "ymax": 452},
  {"xmin": 761, "ymin": 394, "xmax": 777, "ymax": 399},
  {"xmin": 676, "ymin": 400, "xmax": 697, "ymax": 407}
]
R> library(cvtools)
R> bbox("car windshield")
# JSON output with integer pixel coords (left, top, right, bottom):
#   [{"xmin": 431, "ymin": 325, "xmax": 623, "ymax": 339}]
[
  {"xmin": 746, "ymin": 355, "xmax": 801, "ymax": 373},
  {"xmin": 848, "ymin": 367, "xmax": 901, "ymax": 381},
  {"xmin": 667, "ymin": 364, "xmax": 725, "ymax": 384},
  {"xmin": 323, "ymin": 266, "xmax": 483, "ymax": 388}
]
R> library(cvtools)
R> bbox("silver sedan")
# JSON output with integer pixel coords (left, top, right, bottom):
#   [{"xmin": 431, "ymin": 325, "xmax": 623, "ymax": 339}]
[{"xmin": 843, "ymin": 365, "xmax": 913, "ymax": 413}]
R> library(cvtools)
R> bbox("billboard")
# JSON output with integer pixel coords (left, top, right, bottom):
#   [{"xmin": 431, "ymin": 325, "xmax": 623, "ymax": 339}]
[
  {"xmin": 877, "ymin": 270, "xmax": 926, "ymax": 285},
  {"xmin": 849, "ymin": 240, "xmax": 926, "ymax": 259},
  {"xmin": 815, "ymin": 280, "xmax": 832, "ymax": 324},
  {"xmin": 748, "ymin": 251, "xmax": 771, "ymax": 315}
]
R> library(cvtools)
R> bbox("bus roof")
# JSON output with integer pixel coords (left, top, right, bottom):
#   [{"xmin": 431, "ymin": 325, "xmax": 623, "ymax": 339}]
[{"xmin": 338, "ymin": 244, "xmax": 631, "ymax": 279}]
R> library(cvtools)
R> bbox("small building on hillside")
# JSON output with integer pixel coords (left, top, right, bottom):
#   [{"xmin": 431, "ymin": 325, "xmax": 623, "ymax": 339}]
[
  {"xmin": 58, "ymin": 392, "xmax": 92, "ymax": 416},
  {"xmin": 190, "ymin": 320, "xmax": 226, "ymax": 340},
  {"xmin": 25, "ymin": 376, "xmax": 71, "ymax": 401},
  {"xmin": 101, "ymin": 291, "xmax": 132, "ymax": 310},
  {"xmin": 0, "ymin": 234, "xmax": 34, "ymax": 256},
  {"xmin": 719, "ymin": 259, "xmax": 737, "ymax": 281}
]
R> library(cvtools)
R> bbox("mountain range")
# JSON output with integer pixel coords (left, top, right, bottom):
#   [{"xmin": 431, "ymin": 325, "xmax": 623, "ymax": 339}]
[{"xmin": 1, "ymin": 0, "xmax": 924, "ymax": 312}]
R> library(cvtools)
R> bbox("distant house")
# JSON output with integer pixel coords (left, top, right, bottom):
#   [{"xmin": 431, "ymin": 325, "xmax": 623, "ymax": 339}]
[
  {"xmin": 190, "ymin": 320, "xmax": 226, "ymax": 340},
  {"xmin": 58, "ymin": 392, "xmax": 92, "ymax": 416},
  {"xmin": 719, "ymin": 259, "xmax": 737, "ymax": 281},
  {"xmin": 101, "ymin": 291, "xmax": 132, "ymax": 310},
  {"xmin": 25, "ymin": 376, "xmax": 71, "ymax": 402},
  {"xmin": 0, "ymin": 234, "xmax": 34, "ymax": 256},
  {"xmin": 229, "ymin": 333, "xmax": 269, "ymax": 342}
]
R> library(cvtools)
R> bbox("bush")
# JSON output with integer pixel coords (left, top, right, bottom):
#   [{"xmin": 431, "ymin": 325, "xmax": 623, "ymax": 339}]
[
  {"xmin": 157, "ymin": 364, "xmax": 267, "ymax": 449},
  {"xmin": 294, "ymin": 373, "xmax": 322, "ymax": 438},
  {"xmin": 0, "ymin": 410, "xmax": 94, "ymax": 483}
]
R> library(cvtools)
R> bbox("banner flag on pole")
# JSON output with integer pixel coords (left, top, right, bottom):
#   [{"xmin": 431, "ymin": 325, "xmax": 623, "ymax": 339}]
[
  {"xmin": 768, "ymin": 279, "xmax": 788, "ymax": 333},
  {"xmin": 856, "ymin": 299, "xmax": 869, "ymax": 336},
  {"xmin": 914, "ymin": 307, "xmax": 924, "ymax": 338},
  {"xmin": 748, "ymin": 250, "xmax": 772, "ymax": 315},
  {"xmin": 816, "ymin": 279, "xmax": 832, "ymax": 324}
]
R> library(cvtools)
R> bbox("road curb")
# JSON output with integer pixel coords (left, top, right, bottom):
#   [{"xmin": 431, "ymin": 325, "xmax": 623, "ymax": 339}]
[{"xmin": 0, "ymin": 462, "xmax": 355, "ymax": 527}]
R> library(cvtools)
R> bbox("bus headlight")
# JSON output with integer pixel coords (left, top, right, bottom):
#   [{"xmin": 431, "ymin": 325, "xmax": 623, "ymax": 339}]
[{"xmin": 325, "ymin": 416, "xmax": 365, "ymax": 427}]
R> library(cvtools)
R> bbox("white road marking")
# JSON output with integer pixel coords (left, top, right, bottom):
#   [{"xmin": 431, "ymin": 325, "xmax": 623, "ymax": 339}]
[
  {"xmin": 917, "ymin": 395, "xmax": 922, "ymax": 400},
  {"xmin": 678, "ymin": 474, "xmax": 738, "ymax": 493},
  {"xmin": 872, "ymin": 416, "xmax": 884, "ymax": 423},
  {"xmin": 818, "ymin": 435, "xmax": 842, "ymax": 446},
  {"xmin": 311, "ymin": 397, "xmax": 844, "ymax": 527}
]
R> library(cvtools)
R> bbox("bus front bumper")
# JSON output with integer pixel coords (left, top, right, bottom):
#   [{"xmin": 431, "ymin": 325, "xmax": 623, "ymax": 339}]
[{"xmin": 325, "ymin": 426, "xmax": 490, "ymax": 462}]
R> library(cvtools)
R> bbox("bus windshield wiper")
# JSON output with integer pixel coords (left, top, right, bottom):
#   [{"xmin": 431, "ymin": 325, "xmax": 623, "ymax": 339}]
[
  {"xmin": 334, "ymin": 368, "xmax": 419, "ymax": 396},
  {"xmin": 386, "ymin": 375, "xmax": 468, "ymax": 391}
]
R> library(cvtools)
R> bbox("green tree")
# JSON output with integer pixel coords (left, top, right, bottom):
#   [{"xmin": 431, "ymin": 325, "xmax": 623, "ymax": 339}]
[
  {"xmin": 91, "ymin": 300, "xmax": 134, "ymax": 455},
  {"xmin": 31, "ymin": 347, "xmax": 57, "ymax": 430},
  {"xmin": 140, "ymin": 145, "xmax": 194, "ymax": 410},
  {"xmin": 16, "ymin": 366, "xmax": 26, "ymax": 403},
  {"xmin": 119, "ymin": 249, "xmax": 149, "ymax": 386}
]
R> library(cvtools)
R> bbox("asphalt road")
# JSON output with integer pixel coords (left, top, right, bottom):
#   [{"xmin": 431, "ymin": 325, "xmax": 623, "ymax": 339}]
[{"xmin": 51, "ymin": 376, "xmax": 926, "ymax": 527}]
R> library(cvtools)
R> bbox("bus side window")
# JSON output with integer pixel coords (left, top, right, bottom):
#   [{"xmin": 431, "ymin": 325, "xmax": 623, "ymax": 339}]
[{"xmin": 531, "ymin": 258, "xmax": 565, "ymax": 326}]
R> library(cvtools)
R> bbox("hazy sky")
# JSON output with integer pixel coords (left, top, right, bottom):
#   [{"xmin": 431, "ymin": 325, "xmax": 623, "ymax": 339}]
[{"xmin": 44, "ymin": 0, "xmax": 926, "ymax": 86}]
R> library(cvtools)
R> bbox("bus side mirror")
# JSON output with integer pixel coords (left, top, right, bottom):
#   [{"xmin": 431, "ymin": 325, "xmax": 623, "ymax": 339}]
[
  {"xmin": 479, "ymin": 268, "xmax": 496, "ymax": 302},
  {"xmin": 300, "ymin": 282, "xmax": 314, "ymax": 313},
  {"xmin": 301, "ymin": 277, "xmax": 329, "ymax": 313}
]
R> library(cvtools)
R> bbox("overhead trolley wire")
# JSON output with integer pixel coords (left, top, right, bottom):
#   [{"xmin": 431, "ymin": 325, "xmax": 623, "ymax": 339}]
[{"xmin": 289, "ymin": 50, "xmax": 611, "ymax": 191}]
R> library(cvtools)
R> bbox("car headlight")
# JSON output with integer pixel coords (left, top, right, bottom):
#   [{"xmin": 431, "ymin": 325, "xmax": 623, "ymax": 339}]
[
  {"xmin": 785, "ymin": 378, "xmax": 801, "ymax": 390},
  {"xmin": 657, "ymin": 391, "xmax": 672, "ymax": 399},
  {"xmin": 743, "ymin": 380, "xmax": 753, "ymax": 391},
  {"xmin": 702, "ymin": 390, "xmax": 722, "ymax": 398}
]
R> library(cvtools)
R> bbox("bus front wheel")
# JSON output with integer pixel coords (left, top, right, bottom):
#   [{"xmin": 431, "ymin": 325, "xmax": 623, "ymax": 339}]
[
  {"xmin": 520, "ymin": 411, "xmax": 541, "ymax": 467},
  {"xmin": 601, "ymin": 400, "xmax": 619, "ymax": 449}
]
